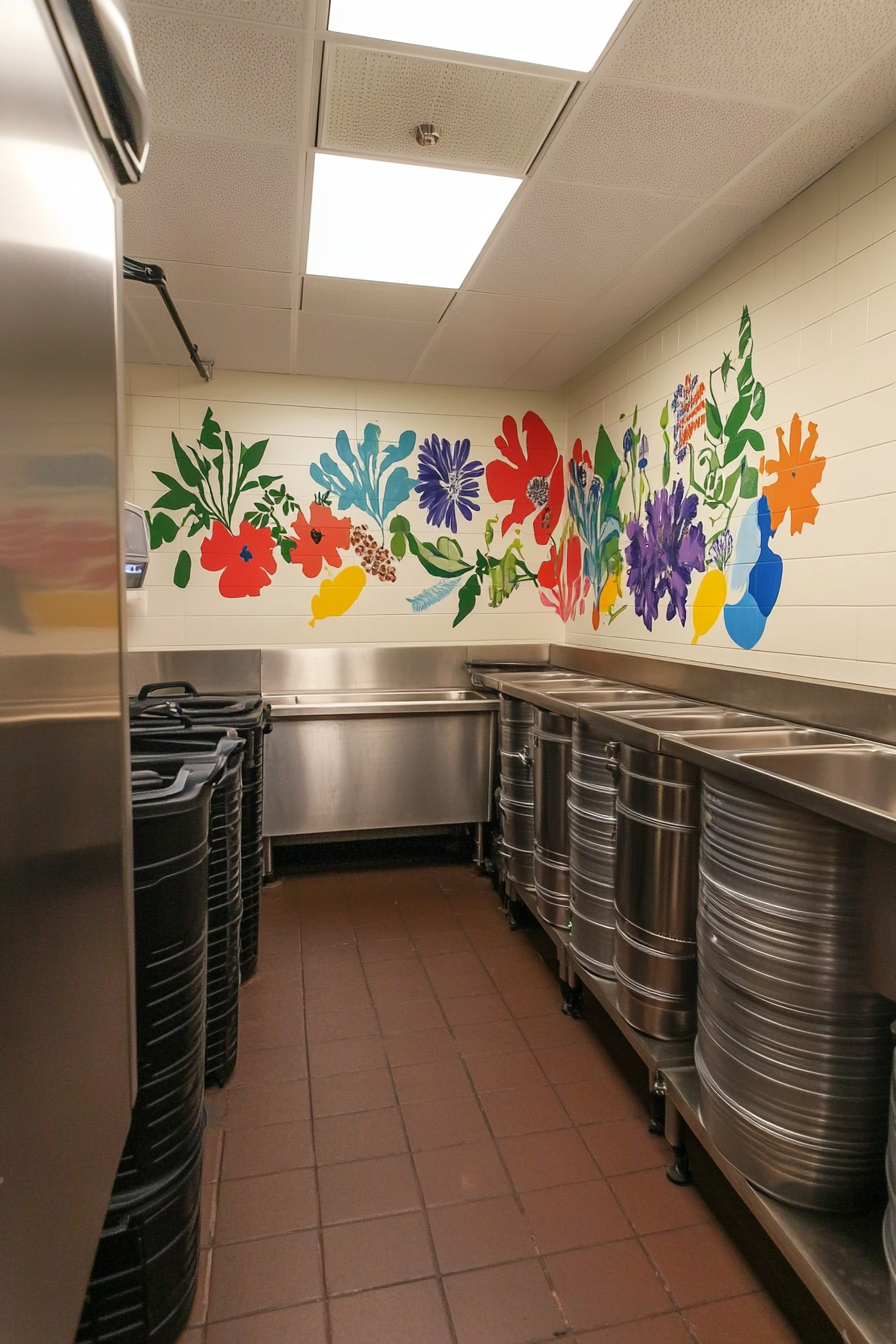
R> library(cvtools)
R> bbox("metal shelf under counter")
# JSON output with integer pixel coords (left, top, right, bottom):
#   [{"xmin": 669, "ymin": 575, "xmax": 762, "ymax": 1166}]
[
  {"xmin": 506, "ymin": 875, "xmax": 893, "ymax": 1344},
  {"xmin": 662, "ymin": 1065, "xmax": 894, "ymax": 1344}
]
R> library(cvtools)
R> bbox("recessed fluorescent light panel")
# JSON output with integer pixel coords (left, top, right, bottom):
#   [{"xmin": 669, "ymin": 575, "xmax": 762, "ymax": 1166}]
[
  {"xmin": 327, "ymin": 0, "xmax": 632, "ymax": 73},
  {"xmin": 306, "ymin": 154, "xmax": 520, "ymax": 289}
]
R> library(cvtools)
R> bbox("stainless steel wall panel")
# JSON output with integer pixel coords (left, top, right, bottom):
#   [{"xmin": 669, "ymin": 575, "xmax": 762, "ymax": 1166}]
[
  {"xmin": 127, "ymin": 648, "xmax": 261, "ymax": 696},
  {"xmin": 0, "ymin": 4, "xmax": 134, "ymax": 1339},
  {"xmin": 261, "ymin": 644, "xmax": 476, "ymax": 694}
]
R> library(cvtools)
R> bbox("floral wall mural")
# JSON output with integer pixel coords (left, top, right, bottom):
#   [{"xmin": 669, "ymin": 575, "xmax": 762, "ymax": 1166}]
[
  {"xmin": 142, "ymin": 403, "xmax": 570, "ymax": 630},
  {"xmin": 562, "ymin": 305, "xmax": 827, "ymax": 652},
  {"xmin": 140, "ymin": 305, "xmax": 825, "ymax": 651}
]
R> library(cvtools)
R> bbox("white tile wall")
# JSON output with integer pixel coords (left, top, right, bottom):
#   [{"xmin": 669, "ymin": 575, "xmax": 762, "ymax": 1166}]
[{"xmin": 566, "ymin": 120, "xmax": 896, "ymax": 689}]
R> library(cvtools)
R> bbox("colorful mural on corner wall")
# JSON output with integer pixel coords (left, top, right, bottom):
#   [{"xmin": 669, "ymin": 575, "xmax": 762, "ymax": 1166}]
[
  {"xmin": 563, "ymin": 304, "xmax": 826, "ymax": 650},
  {"xmin": 142, "ymin": 304, "xmax": 825, "ymax": 647}
]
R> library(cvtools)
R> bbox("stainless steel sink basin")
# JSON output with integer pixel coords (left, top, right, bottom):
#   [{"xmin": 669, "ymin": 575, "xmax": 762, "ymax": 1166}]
[
  {"xmin": 614, "ymin": 708, "xmax": 780, "ymax": 734},
  {"xmin": 733, "ymin": 745, "xmax": 896, "ymax": 815},
  {"xmin": 562, "ymin": 688, "xmax": 683, "ymax": 707},
  {"xmin": 672, "ymin": 726, "xmax": 854, "ymax": 753}
]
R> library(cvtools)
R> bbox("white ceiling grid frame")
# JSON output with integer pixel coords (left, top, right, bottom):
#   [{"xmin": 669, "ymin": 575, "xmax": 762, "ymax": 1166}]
[
  {"xmin": 124, "ymin": 0, "xmax": 896, "ymax": 388},
  {"xmin": 319, "ymin": 44, "xmax": 574, "ymax": 175}
]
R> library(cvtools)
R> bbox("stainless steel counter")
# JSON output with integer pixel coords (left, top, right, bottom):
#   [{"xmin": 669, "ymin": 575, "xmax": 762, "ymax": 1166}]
[
  {"xmin": 492, "ymin": 663, "xmax": 896, "ymax": 1344},
  {"xmin": 493, "ymin": 670, "xmax": 896, "ymax": 847}
]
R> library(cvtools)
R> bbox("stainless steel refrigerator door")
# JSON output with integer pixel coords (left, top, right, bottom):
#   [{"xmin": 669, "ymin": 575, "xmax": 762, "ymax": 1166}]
[{"xmin": 0, "ymin": 4, "xmax": 135, "ymax": 1342}]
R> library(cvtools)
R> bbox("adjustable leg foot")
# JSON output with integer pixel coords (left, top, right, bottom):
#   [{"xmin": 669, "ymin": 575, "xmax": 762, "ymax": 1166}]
[
  {"xmin": 561, "ymin": 982, "xmax": 583, "ymax": 1018},
  {"xmin": 666, "ymin": 1144, "xmax": 692, "ymax": 1185}
]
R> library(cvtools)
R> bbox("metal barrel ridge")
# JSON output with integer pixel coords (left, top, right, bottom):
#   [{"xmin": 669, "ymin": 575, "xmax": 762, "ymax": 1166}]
[
  {"xmin": 498, "ymin": 695, "xmax": 536, "ymax": 895},
  {"xmin": 613, "ymin": 745, "xmax": 701, "ymax": 1039},
  {"xmin": 568, "ymin": 723, "xmax": 617, "ymax": 979},
  {"xmin": 697, "ymin": 771, "xmax": 893, "ymax": 1212},
  {"xmin": 533, "ymin": 709, "xmax": 573, "ymax": 929}
]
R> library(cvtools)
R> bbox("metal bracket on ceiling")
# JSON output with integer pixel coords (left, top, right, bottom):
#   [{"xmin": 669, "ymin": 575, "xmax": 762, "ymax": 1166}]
[{"xmin": 122, "ymin": 256, "xmax": 212, "ymax": 382}]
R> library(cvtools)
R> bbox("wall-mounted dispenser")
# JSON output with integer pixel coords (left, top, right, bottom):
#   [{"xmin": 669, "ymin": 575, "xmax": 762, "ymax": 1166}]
[{"xmin": 123, "ymin": 502, "xmax": 150, "ymax": 588}]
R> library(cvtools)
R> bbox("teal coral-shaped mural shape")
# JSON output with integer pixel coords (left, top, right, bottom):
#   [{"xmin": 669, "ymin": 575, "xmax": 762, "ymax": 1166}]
[{"xmin": 309, "ymin": 423, "xmax": 417, "ymax": 541}]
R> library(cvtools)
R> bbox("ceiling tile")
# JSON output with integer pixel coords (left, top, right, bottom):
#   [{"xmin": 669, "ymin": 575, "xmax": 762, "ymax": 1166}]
[
  {"xmin": 319, "ymin": 44, "xmax": 572, "ymax": 175},
  {"xmin": 123, "ymin": 131, "xmax": 296, "ymax": 270},
  {"xmin": 139, "ymin": 260, "xmax": 292, "ymax": 307},
  {"xmin": 302, "ymin": 276, "xmax": 453, "ymax": 322},
  {"xmin": 604, "ymin": 0, "xmax": 896, "ymax": 105},
  {"xmin": 293, "ymin": 312, "xmax": 436, "ymax": 380},
  {"xmin": 408, "ymin": 323, "xmax": 550, "ymax": 386},
  {"xmin": 546, "ymin": 82, "xmax": 799, "ymax": 195},
  {"xmin": 469, "ymin": 181, "xmax": 698, "ymax": 300},
  {"xmin": 447, "ymin": 290, "xmax": 583, "ymax": 332},
  {"xmin": 717, "ymin": 113, "xmax": 881, "ymax": 209},
  {"xmin": 130, "ymin": 8, "xmax": 303, "ymax": 141},
  {"xmin": 558, "ymin": 201, "xmax": 762, "ymax": 359},
  {"xmin": 179, "ymin": 301, "xmax": 292, "ymax": 372},
  {"xmin": 136, "ymin": 0, "xmax": 307, "ymax": 24},
  {"xmin": 829, "ymin": 41, "xmax": 896, "ymax": 122},
  {"xmin": 503, "ymin": 334, "xmax": 597, "ymax": 390}
]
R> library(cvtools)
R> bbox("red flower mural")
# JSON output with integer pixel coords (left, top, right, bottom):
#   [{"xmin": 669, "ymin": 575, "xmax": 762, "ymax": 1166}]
[
  {"xmin": 290, "ymin": 502, "xmax": 352, "ymax": 578},
  {"xmin": 486, "ymin": 411, "xmax": 564, "ymax": 546},
  {"xmin": 537, "ymin": 533, "xmax": 590, "ymax": 622},
  {"xmin": 200, "ymin": 520, "xmax": 277, "ymax": 598}
]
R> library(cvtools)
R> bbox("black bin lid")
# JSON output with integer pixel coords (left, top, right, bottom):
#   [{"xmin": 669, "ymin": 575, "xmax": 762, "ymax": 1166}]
[{"xmin": 130, "ymin": 681, "xmax": 269, "ymax": 732}]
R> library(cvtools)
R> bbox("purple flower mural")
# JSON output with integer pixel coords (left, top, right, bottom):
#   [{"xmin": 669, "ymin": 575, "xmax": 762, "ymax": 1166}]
[
  {"xmin": 414, "ymin": 434, "xmax": 484, "ymax": 533},
  {"xmin": 625, "ymin": 480, "xmax": 706, "ymax": 631}
]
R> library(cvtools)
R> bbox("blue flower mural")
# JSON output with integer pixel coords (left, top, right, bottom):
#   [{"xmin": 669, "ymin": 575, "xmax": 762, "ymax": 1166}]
[{"xmin": 414, "ymin": 435, "xmax": 484, "ymax": 533}]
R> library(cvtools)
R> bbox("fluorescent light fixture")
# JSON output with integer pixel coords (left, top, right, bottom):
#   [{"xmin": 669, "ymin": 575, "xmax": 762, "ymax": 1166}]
[
  {"xmin": 328, "ymin": 0, "xmax": 632, "ymax": 73},
  {"xmin": 306, "ymin": 154, "xmax": 520, "ymax": 289}
]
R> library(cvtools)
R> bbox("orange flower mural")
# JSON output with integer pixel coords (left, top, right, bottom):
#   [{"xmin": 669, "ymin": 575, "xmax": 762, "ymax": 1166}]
[{"xmin": 762, "ymin": 413, "xmax": 826, "ymax": 536}]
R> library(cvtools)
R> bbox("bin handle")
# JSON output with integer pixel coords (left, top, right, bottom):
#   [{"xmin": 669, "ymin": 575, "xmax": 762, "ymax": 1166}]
[{"xmin": 137, "ymin": 680, "xmax": 200, "ymax": 699}]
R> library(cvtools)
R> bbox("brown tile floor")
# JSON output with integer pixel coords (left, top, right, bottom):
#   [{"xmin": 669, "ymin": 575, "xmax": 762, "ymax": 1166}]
[{"xmin": 181, "ymin": 852, "xmax": 815, "ymax": 1344}]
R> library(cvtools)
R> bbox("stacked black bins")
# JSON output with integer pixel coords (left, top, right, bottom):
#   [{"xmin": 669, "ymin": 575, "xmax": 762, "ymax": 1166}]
[
  {"xmin": 131, "ymin": 733, "xmax": 245, "ymax": 1086},
  {"xmin": 78, "ymin": 757, "xmax": 217, "ymax": 1344},
  {"xmin": 130, "ymin": 683, "xmax": 271, "ymax": 981}
]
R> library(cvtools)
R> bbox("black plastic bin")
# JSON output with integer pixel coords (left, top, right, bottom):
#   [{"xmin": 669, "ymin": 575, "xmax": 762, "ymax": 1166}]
[
  {"xmin": 79, "ymin": 759, "xmax": 216, "ymax": 1344},
  {"xmin": 77, "ymin": 1133, "xmax": 204, "ymax": 1344},
  {"xmin": 131, "ymin": 734, "xmax": 244, "ymax": 1087},
  {"xmin": 130, "ymin": 683, "xmax": 271, "ymax": 981}
]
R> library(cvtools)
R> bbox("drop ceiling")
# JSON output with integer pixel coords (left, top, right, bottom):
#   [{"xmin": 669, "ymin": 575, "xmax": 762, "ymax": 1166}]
[{"xmin": 123, "ymin": 0, "xmax": 896, "ymax": 389}]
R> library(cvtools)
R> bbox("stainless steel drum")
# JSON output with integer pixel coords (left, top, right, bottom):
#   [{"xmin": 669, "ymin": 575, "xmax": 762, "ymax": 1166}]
[
  {"xmin": 533, "ymin": 709, "xmax": 572, "ymax": 928},
  {"xmin": 499, "ymin": 695, "xmax": 534, "ymax": 893},
  {"xmin": 697, "ymin": 772, "xmax": 893, "ymax": 1212},
  {"xmin": 568, "ymin": 724, "xmax": 617, "ymax": 978},
  {"xmin": 614, "ymin": 745, "xmax": 700, "ymax": 1038}
]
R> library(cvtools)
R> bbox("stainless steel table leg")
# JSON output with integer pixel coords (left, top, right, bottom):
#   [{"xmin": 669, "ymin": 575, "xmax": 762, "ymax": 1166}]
[
  {"xmin": 659, "ymin": 1073, "xmax": 692, "ymax": 1185},
  {"xmin": 263, "ymin": 836, "xmax": 273, "ymax": 878}
]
